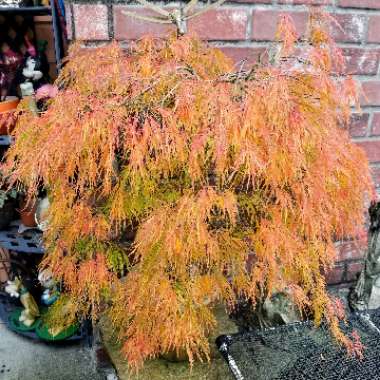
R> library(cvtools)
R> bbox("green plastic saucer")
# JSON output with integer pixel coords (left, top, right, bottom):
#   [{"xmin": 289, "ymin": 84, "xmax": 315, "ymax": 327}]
[
  {"xmin": 35, "ymin": 320, "xmax": 79, "ymax": 341},
  {"xmin": 9, "ymin": 308, "xmax": 39, "ymax": 332}
]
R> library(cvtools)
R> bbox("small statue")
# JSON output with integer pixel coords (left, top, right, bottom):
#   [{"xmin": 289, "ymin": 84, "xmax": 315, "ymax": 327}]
[
  {"xmin": 19, "ymin": 55, "xmax": 43, "ymax": 97},
  {"xmin": 38, "ymin": 268, "xmax": 59, "ymax": 306},
  {"xmin": 47, "ymin": 300, "xmax": 74, "ymax": 337},
  {"xmin": 0, "ymin": 0, "xmax": 26, "ymax": 8},
  {"xmin": 35, "ymin": 196, "xmax": 51, "ymax": 231},
  {"xmin": 260, "ymin": 292, "xmax": 301, "ymax": 327},
  {"xmin": 5, "ymin": 276, "xmax": 40, "ymax": 327},
  {"xmin": 349, "ymin": 201, "xmax": 380, "ymax": 311}
]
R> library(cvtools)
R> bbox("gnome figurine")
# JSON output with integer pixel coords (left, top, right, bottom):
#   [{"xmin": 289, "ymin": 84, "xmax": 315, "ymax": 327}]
[{"xmin": 38, "ymin": 268, "xmax": 59, "ymax": 306}]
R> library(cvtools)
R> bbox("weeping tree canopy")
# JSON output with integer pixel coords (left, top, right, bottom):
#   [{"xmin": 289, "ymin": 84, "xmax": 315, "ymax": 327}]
[{"xmin": 2, "ymin": 10, "xmax": 374, "ymax": 369}]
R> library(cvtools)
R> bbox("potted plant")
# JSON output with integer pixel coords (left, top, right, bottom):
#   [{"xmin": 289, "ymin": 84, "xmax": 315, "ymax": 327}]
[
  {"xmin": 1, "ymin": 8, "xmax": 374, "ymax": 370},
  {"xmin": 0, "ymin": 40, "xmax": 23, "ymax": 135},
  {"xmin": 3, "ymin": 179, "xmax": 39, "ymax": 229},
  {"xmin": 17, "ymin": 196, "xmax": 38, "ymax": 228},
  {"xmin": 0, "ymin": 96, "xmax": 19, "ymax": 136}
]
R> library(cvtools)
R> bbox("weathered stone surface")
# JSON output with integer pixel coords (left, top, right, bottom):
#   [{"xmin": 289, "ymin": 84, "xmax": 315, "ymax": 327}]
[
  {"xmin": 349, "ymin": 202, "xmax": 380, "ymax": 311},
  {"xmin": 100, "ymin": 305, "xmax": 237, "ymax": 380}
]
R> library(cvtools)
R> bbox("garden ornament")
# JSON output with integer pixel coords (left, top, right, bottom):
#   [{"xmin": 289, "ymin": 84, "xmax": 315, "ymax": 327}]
[
  {"xmin": 349, "ymin": 201, "xmax": 380, "ymax": 311},
  {"xmin": 5, "ymin": 276, "xmax": 40, "ymax": 327},
  {"xmin": 19, "ymin": 81, "xmax": 34, "ymax": 97},
  {"xmin": 19, "ymin": 55, "xmax": 43, "ymax": 97},
  {"xmin": 46, "ymin": 298, "xmax": 76, "ymax": 337},
  {"xmin": 260, "ymin": 292, "xmax": 300, "ymax": 327},
  {"xmin": 38, "ymin": 268, "xmax": 59, "ymax": 306},
  {"xmin": 0, "ymin": 0, "xmax": 25, "ymax": 8},
  {"xmin": 236, "ymin": 292, "xmax": 300, "ymax": 330},
  {"xmin": 35, "ymin": 196, "xmax": 50, "ymax": 231}
]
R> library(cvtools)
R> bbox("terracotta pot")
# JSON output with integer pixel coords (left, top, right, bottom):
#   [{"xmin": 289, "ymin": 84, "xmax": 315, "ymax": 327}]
[
  {"xmin": 0, "ymin": 96, "xmax": 19, "ymax": 135},
  {"xmin": 17, "ymin": 198, "xmax": 37, "ymax": 227}
]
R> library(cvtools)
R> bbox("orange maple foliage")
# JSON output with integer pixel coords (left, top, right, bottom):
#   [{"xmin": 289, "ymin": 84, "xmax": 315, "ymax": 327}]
[{"xmin": 2, "ymin": 11, "xmax": 374, "ymax": 369}]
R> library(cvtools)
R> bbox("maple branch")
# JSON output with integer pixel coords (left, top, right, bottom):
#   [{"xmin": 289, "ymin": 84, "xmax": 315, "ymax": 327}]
[
  {"xmin": 122, "ymin": 0, "xmax": 228, "ymax": 36},
  {"xmin": 134, "ymin": 0, "xmax": 170, "ymax": 17},
  {"xmin": 121, "ymin": 11, "xmax": 172, "ymax": 24},
  {"xmin": 170, "ymin": 9, "xmax": 187, "ymax": 35},
  {"xmin": 183, "ymin": 0, "xmax": 199, "ymax": 14},
  {"xmin": 184, "ymin": 0, "xmax": 227, "ymax": 20}
]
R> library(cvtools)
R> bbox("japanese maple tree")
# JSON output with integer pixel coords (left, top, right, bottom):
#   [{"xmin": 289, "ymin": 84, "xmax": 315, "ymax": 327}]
[{"xmin": 2, "ymin": 10, "xmax": 374, "ymax": 369}]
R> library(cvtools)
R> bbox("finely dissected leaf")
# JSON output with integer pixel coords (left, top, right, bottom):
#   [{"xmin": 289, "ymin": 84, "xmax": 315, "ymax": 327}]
[{"xmin": 2, "ymin": 11, "xmax": 374, "ymax": 369}]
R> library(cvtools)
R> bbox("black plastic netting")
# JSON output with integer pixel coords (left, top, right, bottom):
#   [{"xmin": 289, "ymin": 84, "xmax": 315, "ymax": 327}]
[{"xmin": 216, "ymin": 309, "xmax": 380, "ymax": 380}]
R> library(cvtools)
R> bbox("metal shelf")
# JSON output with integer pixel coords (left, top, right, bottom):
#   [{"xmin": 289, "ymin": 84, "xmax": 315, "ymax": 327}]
[
  {"xmin": 0, "ymin": 221, "xmax": 44, "ymax": 254},
  {"xmin": 0, "ymin": 1, "xmax": 64, "ymax": 72},
  {"xmin": 0, "ymin": 6, "xmax": 50, "ymax": 13}
]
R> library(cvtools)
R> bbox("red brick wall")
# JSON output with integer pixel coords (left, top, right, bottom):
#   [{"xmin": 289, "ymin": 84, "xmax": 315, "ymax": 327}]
[
  {"xmin": 326, "ymin": 241, "xmax": 366, "ymax": 285},
  {"xmin": 66, "ymin": 0, "xmax": 380, "ymax": 286}
]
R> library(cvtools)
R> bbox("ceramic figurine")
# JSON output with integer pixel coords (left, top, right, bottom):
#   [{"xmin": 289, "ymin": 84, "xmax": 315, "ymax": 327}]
[
  {"xmin": 0, "ymin": 0, "xmax": 27, "ymax": 8},
  {"xmin": 35, "ymin": 196, "xmax": 50, "ymax": 231},
  {"xmin": 19, "ymin": 55, "xmax": 43, "ymax": 97},
  {"xmin": 5, "ymin": 277, "xmax": 40, "ymax": 327},
  {"xmin": 38, "ymin": 268, "xmax": 59, "ymax": 306},
  {"xmin": 46, "ymin": 298, "xmax": 77, "ymax": 338}
]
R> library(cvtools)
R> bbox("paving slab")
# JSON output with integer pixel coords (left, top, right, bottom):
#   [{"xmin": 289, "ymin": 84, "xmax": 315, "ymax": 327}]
[
  {"xmin": 100, "ymin": 305, "xmax": 235, "ymax": 380},
  {"xmin": 0, "ymin": 322, "xmax": 103, "ymax": 380}
]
